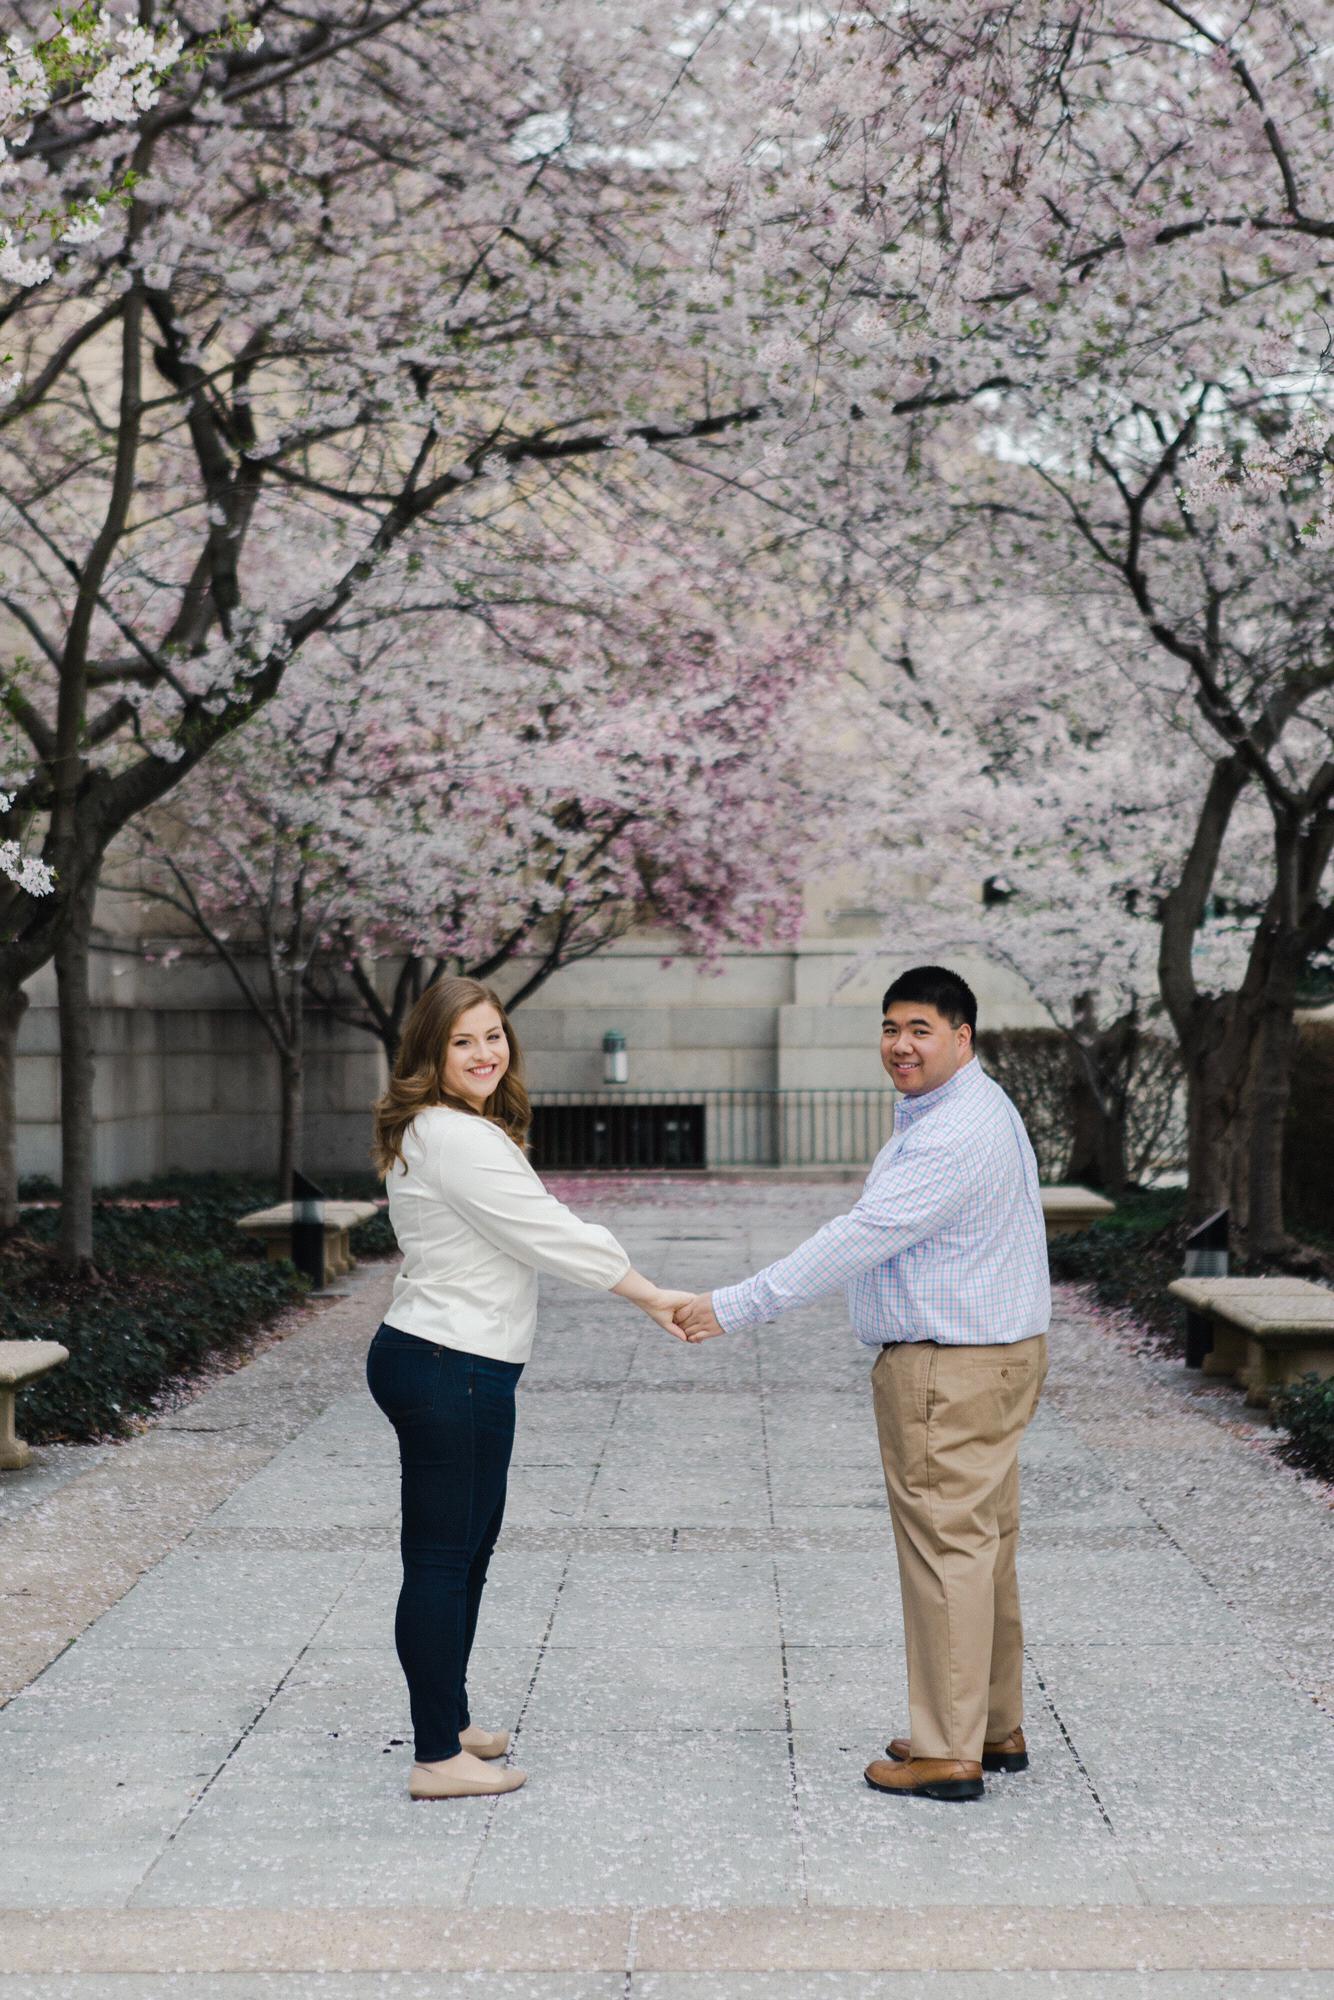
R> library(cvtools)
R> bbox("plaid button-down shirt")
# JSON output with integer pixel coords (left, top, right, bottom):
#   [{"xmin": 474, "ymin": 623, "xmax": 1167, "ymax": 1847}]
[{"xmin": 712, "ymin": 1058, "xmax": 1051, "ymax": 1347}]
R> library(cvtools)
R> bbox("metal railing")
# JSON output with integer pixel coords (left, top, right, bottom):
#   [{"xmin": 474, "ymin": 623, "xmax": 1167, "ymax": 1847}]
[{"xmin": 528, "ymin": 1088, "xmax": 895, "ymax": 1171}]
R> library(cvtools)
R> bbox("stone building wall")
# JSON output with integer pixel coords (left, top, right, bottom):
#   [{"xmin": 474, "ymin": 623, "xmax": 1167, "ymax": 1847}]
[
  {"xmin": 16, "ymin": 947, "xmax": 383, "ymax": 1188},
  {"xmin": 14, "ymin": 908, "xmax": 1050, "ymax": 1187}
]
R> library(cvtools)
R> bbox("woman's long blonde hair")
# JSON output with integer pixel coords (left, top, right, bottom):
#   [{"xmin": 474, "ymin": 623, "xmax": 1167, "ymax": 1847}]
[{"xmin": 371, "ymin": 976, "xmax": 531, "ymax": 1178}]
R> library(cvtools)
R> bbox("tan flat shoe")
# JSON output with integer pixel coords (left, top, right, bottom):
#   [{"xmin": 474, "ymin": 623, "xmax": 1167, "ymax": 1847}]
[
  {"xmin": 458, "ymin": 1724, "xmax": 510, "ymax": 1760},
  {"xmin": 409, "ymin": 1753, "xmax": 527, "ymax": 1801}
]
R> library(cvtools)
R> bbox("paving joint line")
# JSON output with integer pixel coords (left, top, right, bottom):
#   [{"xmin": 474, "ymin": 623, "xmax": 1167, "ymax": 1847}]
[
  {"xmin": 755, "ymin": 1304, "xmax": 810, "ymax": 1907},
  {"xmin": 1128, "ymin": 1487, "xmax": 1301, "ymax": 1681},
  {"xmin": 1024, "ymin": 1642, "xmax": 1115, "ymax": 1835},
  {"xmin": 126, "ymin": 1548, "xmax": 375, "ymax": 1903},
  {"xmin": 622, "ymin": 1906, "xmax": 640, "ymax": 1995},
  {"xmin": 461, "ymin": 1299, "xmax": 643, "ymax": 1902}
]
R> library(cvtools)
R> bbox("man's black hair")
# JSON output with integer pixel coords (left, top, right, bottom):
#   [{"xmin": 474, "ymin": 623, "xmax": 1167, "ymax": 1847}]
[{"xmin": 881, "ymin": 965, "xmax": 978, "ymax": 1038}]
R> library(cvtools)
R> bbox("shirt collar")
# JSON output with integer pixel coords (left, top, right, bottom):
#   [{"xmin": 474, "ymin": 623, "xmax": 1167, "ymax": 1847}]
[{"xmin": 894, "ymin": 1055, "xmax": 985, "ymax": 1127}]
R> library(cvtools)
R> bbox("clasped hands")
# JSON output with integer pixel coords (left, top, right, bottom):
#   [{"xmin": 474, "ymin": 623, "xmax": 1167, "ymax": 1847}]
[
  {"xmin": 668, "ymin": 1291, "xmax": 725, "ymax": 1343},
  {"xmin": 613, "ymin": 1269, "xmax": 725, "ymax": 1342}
]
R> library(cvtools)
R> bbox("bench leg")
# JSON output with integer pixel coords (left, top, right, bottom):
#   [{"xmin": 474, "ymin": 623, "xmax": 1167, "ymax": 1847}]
[
  {"xmin": 1252, "ymin": 1344, "xmax": 1334, "ymax": 1411},
  {"xmin": 1241, "ymin": 1337, "xmax": 1272, "ymax": 1408},
  {"xmin": 0, "ymin": 1387, "xmax": 31, "ymax": 1471},
  {"xmin": 1184, "ymin": 1309, "xmax": 1213, "ymax": 1369},
  {"xmin": 1201, "ymin": 1321, "xmax": 1247, "ymax": 1378}
]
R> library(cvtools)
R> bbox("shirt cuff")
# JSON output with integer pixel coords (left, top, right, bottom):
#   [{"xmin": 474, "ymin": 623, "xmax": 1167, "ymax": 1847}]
[
  {"xmin": 604, "ymin": 1249, "xmax": 633, "ymax": 1288},
  {"xmin": 711, "ymin": 1281, "xmax": 762, "ymax": 1333}
]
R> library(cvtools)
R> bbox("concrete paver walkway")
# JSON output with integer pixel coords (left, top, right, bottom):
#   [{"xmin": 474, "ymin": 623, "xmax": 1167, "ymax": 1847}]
[{"xmin": 1, "ymin": 1182, "xmax": 1332, "ymax": 1998}]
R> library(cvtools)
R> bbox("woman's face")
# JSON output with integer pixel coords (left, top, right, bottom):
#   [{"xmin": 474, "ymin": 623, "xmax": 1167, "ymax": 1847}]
[{"xmin": 442, "ymin": 1001, "xmax": 510, "ymax": 1110}]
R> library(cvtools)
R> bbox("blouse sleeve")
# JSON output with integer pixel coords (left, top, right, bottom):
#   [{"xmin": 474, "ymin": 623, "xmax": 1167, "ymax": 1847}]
[{"xmin": 426, "ymin": 1115, "xmax": 632, "ymax": 1289}]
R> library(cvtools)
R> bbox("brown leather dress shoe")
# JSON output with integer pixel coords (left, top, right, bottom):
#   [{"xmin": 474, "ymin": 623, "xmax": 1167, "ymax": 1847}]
[
  {"xmin": 864, "ymin": 1756, "xmax": 984, "ymax": 1800},
  {"xmin": 884, "ymin": 1726, "xmax": 1028, "ymax": 1774}
]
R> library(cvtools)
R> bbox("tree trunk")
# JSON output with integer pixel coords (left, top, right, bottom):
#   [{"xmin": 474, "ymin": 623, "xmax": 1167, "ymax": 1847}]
[
  {"xmin": 276, "ymin": 947, "xmax": 306, "ymax": 1195},
  {"xmin": 1178, "ymin": 990, "xmax": 1245, "ymax": 1232},
  {"xmin": 1095, "ymin": 1097, "xmax": 1129, "ymax": 1196},
  {"xmin": 1063, "ymin": 1001, "xmax": 1135, "ymax": 1196},
  {"xmin": 1243, "ymin": 998, "xmax": 1299, "ymax": 1260},
  {"xmin": 1064, "ymin": 1059, "xmax": 1109, "ymax": 1188},
  {"xmin": 1174, "ymin": 984, "xmax": 1300, "ymax": 1259},
  {"xmin": 1066, "ymin": 1073, "xmax": 1129, "ymax": 1192},
  {"xmin": 0, "ymin": 984, "xmax": 29, "ymax": 1234},
  {"xmin": 55, "ymin": 870, "xmax": 99, "ymax": 1270},
  {"xmin": 277, "ymin": 1046, "xmax": 304, "ymax": 1198}
]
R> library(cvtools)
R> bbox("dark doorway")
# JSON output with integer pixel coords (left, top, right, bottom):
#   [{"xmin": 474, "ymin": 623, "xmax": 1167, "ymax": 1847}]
[{"xmin": 529, "ymin": 1101, "xmax": 706, "ymax": 1170}]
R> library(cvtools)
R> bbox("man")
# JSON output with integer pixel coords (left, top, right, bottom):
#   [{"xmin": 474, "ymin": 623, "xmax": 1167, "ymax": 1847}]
[{"xmin": 676, "ymin": 965, "xmax": 1051, "ymax": 1801}]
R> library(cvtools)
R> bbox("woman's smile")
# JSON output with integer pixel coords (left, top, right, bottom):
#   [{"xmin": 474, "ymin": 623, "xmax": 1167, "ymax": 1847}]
[{"xmin": 442, "ymin": 1001, "xmax": 511, "ymax": 1108}]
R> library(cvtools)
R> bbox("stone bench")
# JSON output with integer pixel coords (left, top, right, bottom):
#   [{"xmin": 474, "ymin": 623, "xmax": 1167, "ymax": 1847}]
[
  {"xmin": 1168, "ymin": 1276, "xmax": 1334, "ymax": 1408},
  {"xmin": 235, "ymin": 1200, "xmax": 380, "ymax": 1279},
  {"xmin": 0, "ymin": 1341, "xmax": 69, "ymax": 1471},
  {"xmin": 1040, "ymin": 1185, "xmax": 1116, "ymax": 1239}
]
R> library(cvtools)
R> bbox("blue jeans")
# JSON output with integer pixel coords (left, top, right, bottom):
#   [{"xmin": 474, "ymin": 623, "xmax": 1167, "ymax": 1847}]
[{"xmin": 366, "ymin": 1324, "xmax": 522, "ymax": 1762}]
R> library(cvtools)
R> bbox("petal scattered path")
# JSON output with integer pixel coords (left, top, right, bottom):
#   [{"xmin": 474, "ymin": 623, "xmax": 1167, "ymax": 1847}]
[{"xmin": 1, "ymin": 1182, "xmax": 1331, "ymax": 1998}]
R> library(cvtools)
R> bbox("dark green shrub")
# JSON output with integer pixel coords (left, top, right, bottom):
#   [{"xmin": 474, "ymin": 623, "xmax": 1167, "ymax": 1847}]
[
  {"xmin": 349, "ymin": 1207, "xmax": 395, "ymax": 1258},
  {"xmin": 1045, "ymin": 1187, "xmax": 1189, "ymax": 1349},
  {"xmin": 3, "ymin": 1245, "xmax": 305, "ymax": 1443},
  {"xmin": 4, "ymin": 1170, "xmax": 393, "ymax": 1445},
  {"xmin": 1270, "ymin": 1373, "xmax": 1334, "ymax": 1484}
]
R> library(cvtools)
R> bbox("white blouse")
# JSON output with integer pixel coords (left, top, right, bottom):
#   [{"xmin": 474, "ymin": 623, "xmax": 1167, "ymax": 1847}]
[{"xmin": 381, "ymin": 1106, "xmax": 631, "ymax": 1363}]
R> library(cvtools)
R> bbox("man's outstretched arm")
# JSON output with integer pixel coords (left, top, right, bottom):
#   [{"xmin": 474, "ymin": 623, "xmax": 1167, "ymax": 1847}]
[{"xmin": 677, "ymin": 1143, "xmax": 969, "ymax": 1336}]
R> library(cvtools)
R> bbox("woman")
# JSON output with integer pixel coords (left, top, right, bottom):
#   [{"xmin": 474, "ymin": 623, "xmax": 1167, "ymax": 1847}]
[{"xmin": 368, "ymin": 975, "xmax": 693, "ymax": 1801}]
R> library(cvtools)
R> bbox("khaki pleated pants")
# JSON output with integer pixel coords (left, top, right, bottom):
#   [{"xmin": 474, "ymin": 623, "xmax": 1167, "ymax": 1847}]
[{"xmin": 871, "ymin": 1333, "xmax": 1048, "ymax": 1763}]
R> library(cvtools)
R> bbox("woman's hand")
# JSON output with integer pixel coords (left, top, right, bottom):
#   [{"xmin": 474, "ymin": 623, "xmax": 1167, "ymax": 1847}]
[
  {"xmin": 612, "ymin": 1270, "xmax": 704, "ymax": 1340},
  {"xmin": 642, "ymin": 1287, "xmax": 699, "ymax": 1339}
]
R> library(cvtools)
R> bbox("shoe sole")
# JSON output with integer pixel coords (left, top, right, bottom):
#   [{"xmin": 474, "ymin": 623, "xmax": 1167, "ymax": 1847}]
[
  {"xmin": 410, "ymin": 1785, "xmax": 525, "ymax": 1801},
  {"xmin": 886, "ymin": 1747, "xmax": 1028, "ymax": 1774},
  {"xmin": 864, "ymin": 1773, "xmax": 984, "ymax": 1801}
]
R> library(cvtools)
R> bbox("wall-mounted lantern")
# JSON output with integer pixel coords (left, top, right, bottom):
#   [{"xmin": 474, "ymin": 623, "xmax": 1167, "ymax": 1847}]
[{"xmin": 602, "ymin": 1029, "xmax": 628, "ymax": 1086}]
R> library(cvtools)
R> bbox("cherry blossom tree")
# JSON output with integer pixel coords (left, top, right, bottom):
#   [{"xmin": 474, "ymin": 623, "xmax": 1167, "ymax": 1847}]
[
  {"xmin": 843, "ymin": 402, "xmax": 1331, "ymax": 1253},
  {"xmin": 978, "ymin": 407, "xmax": 1332, "ymax": 1255},
  {"xmin": 0, "ymin": 0, "xmax": 832, "ymax": 1260},
  {"xmin": 2, "ymin": 7, "xmax": 228, "ymax": 307},
  {"xmin": 690, "ymin": 2, "xmax": 1334, "ymax": 1252},
  {"xmin": 10, "ymin": 0, "xmax": 1334, "ymax": 1267},
  {"xmin": 121, "ymin": 554, "xmax": 834, "ymax": 1188},
  {"xmin": 846, "ymin": 596, "xmax": 1254, "ymax": 1196},
  {"xmin": 2, "ymin": 5, "xmax": 260, "ymax": 908}
]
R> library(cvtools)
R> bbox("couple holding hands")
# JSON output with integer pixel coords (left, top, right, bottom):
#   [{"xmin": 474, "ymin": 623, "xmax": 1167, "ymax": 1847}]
[{"xmin": 368, "ymin": 966, "xmax": 1050, "ymax": 1804}]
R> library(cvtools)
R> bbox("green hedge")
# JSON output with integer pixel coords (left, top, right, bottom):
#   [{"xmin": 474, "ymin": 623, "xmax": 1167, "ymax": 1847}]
[
  {"xmin": 1048, "ymin": 1190, "xmax": 1334, "ymax": 1484},
  {"xmin": 1045, "ymin": 1187, "xmax": 1189, "ymax": 1348},
  {"xmin": 4, "ymin": 1172, "xmax": 391, "ymax": 1445},
  {"xmin": 1270, "ymin": 1374, "xmax": 1334, "ymax": 1485},
  {"xmin": 8, "ymin": 1254, "xmax": 305, "ymax": 1442}
]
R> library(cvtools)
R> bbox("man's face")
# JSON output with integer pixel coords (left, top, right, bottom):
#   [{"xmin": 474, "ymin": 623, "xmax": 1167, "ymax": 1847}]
[{"xmin": 881, "ymin": 1000, "xmax": 973, "ymax": 1097}]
